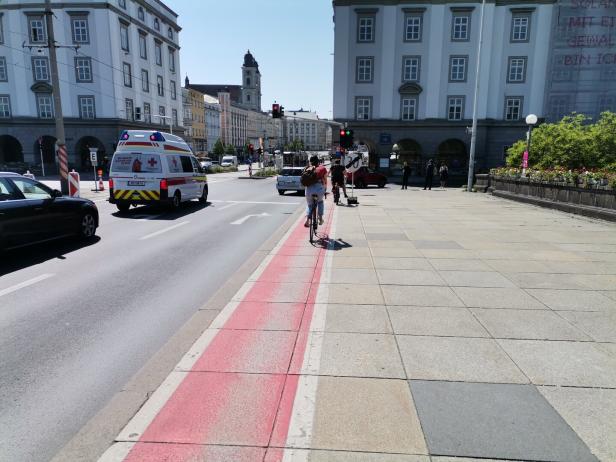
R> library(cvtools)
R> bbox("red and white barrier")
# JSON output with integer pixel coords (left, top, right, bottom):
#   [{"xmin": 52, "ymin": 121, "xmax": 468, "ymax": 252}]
[{"xmin": 68, "ymin": 170, "xmax": 80, "ymax": 197}]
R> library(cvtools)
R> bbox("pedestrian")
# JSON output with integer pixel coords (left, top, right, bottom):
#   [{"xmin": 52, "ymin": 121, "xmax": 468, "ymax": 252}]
[
  {"xmin": 439, "ymin": 162, "xmax": 449, "ymax": 189},
  {"xmin": 423, "ymin": 159, "xmax": 435, "ymax": 190},
  {"xmin": 401, "ymin": 161, "xmax": 411, "ymax": 190}
]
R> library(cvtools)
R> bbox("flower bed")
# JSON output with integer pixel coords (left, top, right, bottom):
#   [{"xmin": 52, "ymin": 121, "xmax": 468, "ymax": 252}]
[{"xmin": 491, "ymin": 167, "xmax": 616, "ymax": 190}]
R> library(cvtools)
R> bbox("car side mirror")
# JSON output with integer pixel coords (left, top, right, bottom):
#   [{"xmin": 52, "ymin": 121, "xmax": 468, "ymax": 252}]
[{"xmin": 52, "ymin": 189, "xmax": 63, "ymax": 198}]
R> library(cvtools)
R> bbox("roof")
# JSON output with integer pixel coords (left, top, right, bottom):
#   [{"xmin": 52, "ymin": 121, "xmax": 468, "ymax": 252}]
[
  {"xmin": 244, "ymin": 50, "xmax": 259, "ymax": 69},
  {"xmin": 186, "ymin": 84, "xmax": 242, "ymax": 103}
]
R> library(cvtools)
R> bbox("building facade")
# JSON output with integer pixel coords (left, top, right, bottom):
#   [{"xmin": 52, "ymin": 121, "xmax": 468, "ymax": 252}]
[
  {"xmin": 182, "ymin": 86, "xmax": 205, "ymax": 154},
  {"xmin": 0, "ymin": 0, "xmax": 182, "ymax": 172},
  {"xmin": 203, "ymin": 94, "xmax": 221, "ymax": 151},
  {"xmin": 333, "ymin": 0, "xmax": 555, "ymax": 176},
  {"xmin": 283, "ymin": 110, "xmax": 335, "ymax": 151}
]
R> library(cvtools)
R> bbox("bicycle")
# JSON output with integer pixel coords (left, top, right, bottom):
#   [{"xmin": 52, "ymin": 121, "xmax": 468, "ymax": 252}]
[
  {"xmin": 332, "ymin": 181, "xmax": 340, "ymax": 205},
  {"xmin": 309, "ymin": 193, "xmax": 318, "ymax": 243}
]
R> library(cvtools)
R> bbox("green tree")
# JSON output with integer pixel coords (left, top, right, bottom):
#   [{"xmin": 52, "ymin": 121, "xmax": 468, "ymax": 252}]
[
  {"xmin": 590, "ymin": 111, "xmax": 616, "ymax": 169},
  {"xmin": 213, "ymin": 139, "xmax": 225, "ymax": 159},
  {"xmin": 285, "ymin": 139, "xmax": 304, "ymax": 152},
  {"xmin": 224, "ymin": 144, "xmax": 236, "ymax": 155}
]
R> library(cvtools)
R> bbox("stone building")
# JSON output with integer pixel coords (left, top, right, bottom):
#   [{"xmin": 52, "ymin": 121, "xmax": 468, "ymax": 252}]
[
  {"xmin": 283, "ymin": 110, "xmax": 335, "ymax": 151},
  {"xmin": 0, "ymin": 0, "xmax": 183, "ymax": 172},
  {"xmin": 182, "ymin": 85, "xmax": 206, "ymax": 154}
]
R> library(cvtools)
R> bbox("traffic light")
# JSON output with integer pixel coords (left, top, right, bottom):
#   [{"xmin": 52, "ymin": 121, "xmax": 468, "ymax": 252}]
[
  {"xmin": 340, "ymin": 129, "xmax": 354, "ymax": 149},
  {"xmin": 272, "ymin": 103, "xmax": 280, "ymax": 118},
  {"xmin": 248, "ymin": 144, "xmax": 254, "ymax": 154},
  {"xmin": 257, "ymin": 147, "xmax": 263, "ymax": 156}
]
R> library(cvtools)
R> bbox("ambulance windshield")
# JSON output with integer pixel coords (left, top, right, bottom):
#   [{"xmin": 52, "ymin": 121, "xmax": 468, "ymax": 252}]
[{"xmin": 111, "ymin": 153, "xmax": 162, "ymax": 174}]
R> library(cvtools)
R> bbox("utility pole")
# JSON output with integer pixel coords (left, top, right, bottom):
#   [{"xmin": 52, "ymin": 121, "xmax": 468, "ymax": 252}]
[
  {"xmin": 45, "ymin": 0, "xmax": 69, "ymax": 194},
  {"xmin": 467, "ymin": 0, "xmax": 486, "ymax": 192}
]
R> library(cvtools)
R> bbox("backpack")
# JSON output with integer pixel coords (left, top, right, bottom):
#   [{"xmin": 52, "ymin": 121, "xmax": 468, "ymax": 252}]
[{"xmin": 301, "ymin": 166, "xmax": 318, "ymax": 187}]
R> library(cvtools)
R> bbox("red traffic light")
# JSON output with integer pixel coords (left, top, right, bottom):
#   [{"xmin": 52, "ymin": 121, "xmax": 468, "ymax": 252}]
[
  {"xmin": 249, "ymin": 144, "xmax": 254, "ymax": 149},
  {"xmin": 340, "ymin": 130, "xmax": 346, "ymax": 136}
]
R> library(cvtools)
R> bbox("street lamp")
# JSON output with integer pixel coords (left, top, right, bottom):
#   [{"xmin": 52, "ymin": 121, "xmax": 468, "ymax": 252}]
[
  {"xmin": 391, "ymin": 143, "xmax": 400, "ymax": 160},
  {"xmin": 524, "ymin": 114, "xmax": 538, "ymax": 176}
]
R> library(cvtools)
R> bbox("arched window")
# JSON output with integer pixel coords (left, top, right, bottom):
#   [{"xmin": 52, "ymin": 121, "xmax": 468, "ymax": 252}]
[
  {"xmin": 154, "ymin": 18, "xmax": 160, "ymax": 31},
  {"xmin": 138, "ymin": 7, "xmax": 144, "ymax": 21},
  {"xmin": 167, "ymin": 27, "xmax": 173, "ymax": 40}
]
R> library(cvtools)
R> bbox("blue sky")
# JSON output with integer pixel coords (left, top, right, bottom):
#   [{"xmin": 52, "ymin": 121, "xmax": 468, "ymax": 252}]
[{"xmin": 166, "ymin": 0, "xmax": 335, "ymax": 118}]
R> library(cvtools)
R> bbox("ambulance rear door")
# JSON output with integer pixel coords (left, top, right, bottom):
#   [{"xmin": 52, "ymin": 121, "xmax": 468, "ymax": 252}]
[{"xmin": 110, "ymin": 151, "xmax": 163, "ymax": 202}]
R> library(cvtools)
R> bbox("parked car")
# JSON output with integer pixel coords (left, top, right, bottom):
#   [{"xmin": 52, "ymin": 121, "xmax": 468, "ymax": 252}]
[
  {"xmin": 221, "ymin": 155, "xmax": 238, "ymax": 167},
  {"xmin": 0, "ymin": 172, "xmax": 99, "ymax": 251},
  {"xmin": 277, "ymin": 167, "xmax": 304, "ymax": 195},
  {"xmin": 200, "ymin": 158, "xmax": 213, "ymax": 171},
  {"xmin": 345, "ymin": 166, "xmax": 387, "ymax": 188}
]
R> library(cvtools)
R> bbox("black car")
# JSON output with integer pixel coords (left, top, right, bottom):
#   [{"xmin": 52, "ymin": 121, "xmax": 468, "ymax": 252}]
[{"xmin": 0, "ymin": 172, "xmax": 99, "ymax": 251}]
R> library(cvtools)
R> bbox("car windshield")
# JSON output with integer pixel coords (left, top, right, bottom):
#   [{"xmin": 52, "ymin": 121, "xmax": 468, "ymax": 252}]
[
  {"xmin": 280, "ymin": 169, "xmax": 301, "ymax": 176},
  {"xmin": 111, "ymin": 153, "xmax": 162, "ymax": 173},
  {"xmin": 10, "ymin": 177, "xmax": 52, "ymax": 200}
]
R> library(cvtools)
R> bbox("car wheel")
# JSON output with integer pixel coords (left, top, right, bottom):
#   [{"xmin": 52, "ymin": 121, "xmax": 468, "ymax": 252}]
[
  {"xmin": 199, "ymin": 185, "xmax": 208, "ymax": 203},
  {"xmin": 278, "ymin": 189, "xmax": 285, "ymax": 195},
  {"xmin": 116, "ymin": 202, "xmax": 130, "ymax": 213},
  {"xmin": 80, "ymin": 212, "xmax": 97, "ymax": 239},
  {"xmin": 378, "ymin": 180, "xmax": 386, "ymax": 188},
  {"xmin": 171, "ymin": 191, "xmax": 181, "ymax": 210}
]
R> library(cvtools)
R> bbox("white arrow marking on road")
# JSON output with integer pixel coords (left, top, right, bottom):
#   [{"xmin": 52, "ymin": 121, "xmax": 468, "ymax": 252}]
[
  {"xmin": 231, "ymin": 212, "xmax": 270, "ymax": 225},
  {"xmin": 139, "ymin": 221, "xmax": 190, "ymax": 240},
  {"xmin": 0, "ymin": 273, "xmax": 55, "ymax": 298}
]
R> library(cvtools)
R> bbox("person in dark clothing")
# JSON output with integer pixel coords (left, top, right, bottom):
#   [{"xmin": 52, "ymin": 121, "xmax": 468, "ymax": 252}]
[
  {"xmin": 439, "ymin": 162, "xmax": 449, "ymax": 188},
  {"xmin": 329, "ymin": 159, "xmax": 348, "ymax": 198},
  {"xmin": 423, "ymin": 159, "xmax": 434, "ymax": 190},
  {"xmin": 401, "ymin": 162, "xmax": 411, "ymax": 190}
]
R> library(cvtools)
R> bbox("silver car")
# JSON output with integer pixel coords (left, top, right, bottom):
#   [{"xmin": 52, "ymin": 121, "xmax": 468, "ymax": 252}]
[{"xmin": 276, "ymin": 167, "xmax": 304, "ymax": 195}]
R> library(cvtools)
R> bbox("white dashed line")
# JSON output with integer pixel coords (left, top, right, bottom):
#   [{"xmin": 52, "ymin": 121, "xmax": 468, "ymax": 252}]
[
  {"xmin": 0, "ymin": 274, "xmax": 55, "ymax": 298},
  {"xmin": 139, "ymin": 221, "xmax": 190, "ymax": 240}
]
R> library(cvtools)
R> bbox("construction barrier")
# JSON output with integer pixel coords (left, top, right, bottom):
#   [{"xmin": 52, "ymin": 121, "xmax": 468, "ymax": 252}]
[{"xmin": 69, "ymin": 170, "xmax": 80, "ymax": 197}]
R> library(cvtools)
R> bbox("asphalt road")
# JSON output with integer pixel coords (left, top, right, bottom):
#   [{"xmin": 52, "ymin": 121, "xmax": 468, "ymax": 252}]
[{"xmin": 0, "ymin": 172, "xmax": 304, "ymax": 462}]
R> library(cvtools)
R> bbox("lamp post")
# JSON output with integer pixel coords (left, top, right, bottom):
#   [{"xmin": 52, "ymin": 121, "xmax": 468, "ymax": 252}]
[{"xmin": 523, "ymin": 114, "xmax": 537, "ymax": 177}]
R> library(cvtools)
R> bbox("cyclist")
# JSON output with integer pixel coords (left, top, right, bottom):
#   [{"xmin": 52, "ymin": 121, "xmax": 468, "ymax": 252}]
[
  {"xmin": 304, "ymin": 155, "xmax": 327, "ymax": 227},
  {"xmin": 329, "ymin": 158, "xmax": 348, "ymax": 199}
]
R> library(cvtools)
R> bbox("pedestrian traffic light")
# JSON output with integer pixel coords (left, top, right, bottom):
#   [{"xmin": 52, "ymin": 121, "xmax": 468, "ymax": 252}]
[
  {"xmin": 340, "ymin": 129, "xmax": 354, "ymax": 148},
  {"xmin": 272, "ymin": 103, "xmax": 280, "ymax": 118}
]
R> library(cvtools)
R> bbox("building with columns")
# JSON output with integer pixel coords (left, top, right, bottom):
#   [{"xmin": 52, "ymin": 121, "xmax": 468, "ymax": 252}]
[
  {"xmin": 0, "ymin": 0, "xmax": 182, "ymax": 172},
  {"xmin": 333, "ymin": 0, "xmax": 554, "ymax": 177}
]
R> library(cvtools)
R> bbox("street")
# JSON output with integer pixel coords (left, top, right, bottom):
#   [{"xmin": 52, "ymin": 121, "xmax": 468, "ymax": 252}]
[{"xmin": 0, "ymin": 173, "xmax": 302, "ymax": 462}]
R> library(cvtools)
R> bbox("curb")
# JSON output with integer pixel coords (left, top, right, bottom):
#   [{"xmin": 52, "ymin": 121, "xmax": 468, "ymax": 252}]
[
  {"xmin": 237, "ymin": 176, "xmax": 273, "ymax": 180},
  {"xmin": 50, "ymin": 205, "xmax": 304, "ymax": 462}
]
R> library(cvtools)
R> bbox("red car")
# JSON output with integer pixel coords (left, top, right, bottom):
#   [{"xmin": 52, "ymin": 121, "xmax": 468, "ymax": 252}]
[{"xmin": 345, "ymin": 166, "xmax": 387, "ymax": 188}]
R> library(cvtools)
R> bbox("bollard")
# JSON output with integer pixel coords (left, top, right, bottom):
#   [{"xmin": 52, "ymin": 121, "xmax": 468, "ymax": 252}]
[{"xmin": 69, "ymin": 170, "xmax": 80, "ymax": 197}]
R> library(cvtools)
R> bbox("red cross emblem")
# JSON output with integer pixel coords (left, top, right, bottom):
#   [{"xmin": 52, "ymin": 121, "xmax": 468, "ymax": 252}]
[{"xmin": 148, "ymin": 157, "xmax": 158, "ymax": 168}]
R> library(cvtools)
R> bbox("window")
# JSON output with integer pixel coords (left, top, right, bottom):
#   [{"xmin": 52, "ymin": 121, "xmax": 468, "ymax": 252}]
[
  {"xmin": 504, "ymin": 96, "xmax": 523, "ymax": 121},
  {"xmin": 170, "ymin": 80, "xmax": 176, "ymax": 100},
  {"xmin": 447, "ymin": 96, "xmax": 465, "ymax": 120},
  {"xmin": 0, "ymin": 15, "xmax": 4, "ymax": 44},
  {"xmin": 36, "ymin": 94, "xmax": 54, "ymax": 118},
  {"xmin": 402, "ymin": 56, "xmax": 420, "ymax": 82},
  {"xmin": 118, "ymin": 0, "xmax": 126, "ymax": 9},
  {"xmin": 507, "ymin": 56, "xmax": 527, "ymax": 83},
  {"xmin": 71, "ymin": 17, "xmax": 89, "ymax": 43},
  {"xmin": 32, "ymin": 57, "xmax": 50, "ymax": 82},
  {"xmin": 78, "ymin": 95, "xmax": 95, "ymax": 119},
  {"xmin": 125, "ymin": 98, "xmax": 134, "ymax": 121},
  {"xmin": 355, "ymin": 97, "xmax": 372, "ymax": 120},
  {"xmin": 449, "ymin": 56, "xmax": 468, "ymax": 82},
  {"xmin": 154, "ymin": 18, "xmax": 160, "ymax": 31},
  {"xmin": 357, "ymin": 15, "xmax": 375, "ymax": 42},
  {"xmin": 155, "ymin": 41, "xmax": 162, "ymax": 66},
  {"xmin": 452, "ymin": 14, "xmax": 470, "ymax": 41},
  {"xmin": 75, "ymin": 57, "xmax": 92, "ymax": 82},
  {"xmin": 0, "ymin": 57, "xmax": 6, "ymax": 82},
  {"xmin": 138, "ymin": 7, "xmax": 145, "ymax": 21},
  {"xmin": 123, "ymin": 62, "xmax": 132, "ymax": 87},
  {"xmin": 120, "ymin": 23, "xmax": 129, "ymax": 52},
  {"xmin": 29, "ymin": 16, "xmax": 46, "ymax": 43},
  {"xmin": 246, "ymin": 94, "xmax": 251, "ymax": 102},
  {"xmin": 12, "ymin": 178, "xmax": 52, "ymax": 200},
  {"xmin": 139, "ymin": 33, "xmax": 147, "ymax": 59},
  {"xmin": 167, "ymin": 27, "xmax": 173, "ymax": 40},
  {"xmin": 157, "ymin": 75, "xmax": 164, "ymax": 96},
  {"xmin": 405, "ymin": 14, "xmax": 422, "ymax": 41},
  {"xmin": 144, "ymin": 102, "xmax": 151, "ymax": 123},
  {"xmin": 158, "ymin": 105, "xmax": 165, "ymax": 125},
  {"xmin": 0, "ymin": 95, "xmax": 11, "ymax": 118},
  {"xmin": 356, "ymin": 57, "xmax": 373, "ymax": 83},
  {"xmin": 550, "ymin": 95, "xmax": 569, "ymax": 121},
  {"xmin": 401, "ymin": 97, "xmax": 417, "ymax": 120},
  {"xmin": 141, "ymin": 69, "xmax": 149, "ymax": 92},
  {"xmin": 511, "ymin": 14, "xmax": 530, "ymax": 42},
  {"xmin": 246, "ymin": 77, "xmax": 251, "ymax": 86},
  {"xmin": 172, "ymin": 109, "xmax": 178, "ymax": 127},
  {"xmin": 169, "ymin": 48, "xmax": 175, "ymax": 72}
]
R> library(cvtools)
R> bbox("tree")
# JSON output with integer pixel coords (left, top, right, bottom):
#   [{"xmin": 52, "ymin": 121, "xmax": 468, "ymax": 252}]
[
  {"xmin": 212, "ymin": 139, "xmax": 225, "ymax": 159},
  {"xmin": 506, "ymin": 112, "xmax": 616, "ymax": 170},
  {"xmin": 285, "ymin": 139, "xmax": 304, "ymax": 152},
  {"xmin": 224, "ymin": 143, "xmax": 236, "ymax": 155}
]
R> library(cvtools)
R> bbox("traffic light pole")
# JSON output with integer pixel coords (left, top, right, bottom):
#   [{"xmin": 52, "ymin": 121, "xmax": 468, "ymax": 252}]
[{"xmin": 45, "ymin": 0, "xmax": 69, "ymax": 194}]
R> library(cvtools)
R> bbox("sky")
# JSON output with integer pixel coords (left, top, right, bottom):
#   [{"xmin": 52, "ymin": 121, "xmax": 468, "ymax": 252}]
[{"xmin": 165, "ymin": 0, "xmax": 335, "ymax": 118}]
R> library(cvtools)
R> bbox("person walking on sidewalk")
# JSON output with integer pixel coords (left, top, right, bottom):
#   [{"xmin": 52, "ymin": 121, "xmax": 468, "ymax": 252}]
[
  {"xmin": 303, "ymin": 155, "xmax": 328, "ymax": 227},
  {"xmin": 423, "ymin": 159, "xmax": 435, "ymax": 190},
  {"xmin": 330, "ymin": 158, "xmax": 348, "ymax": 198},
  {"xmin": 401, "ymin": 161, "xmax": 411, "ymax": 190},
  {"xmin": 439, "ymin": 162, "xmax": 449, "ymax": 189}
]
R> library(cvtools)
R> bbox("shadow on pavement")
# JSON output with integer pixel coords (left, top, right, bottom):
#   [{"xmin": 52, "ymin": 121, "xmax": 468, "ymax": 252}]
[
  {"xmin": 0, "ymin": 236, "xmax": 101, "ymax": 276},
  {"xmin": 112, "ymin": 201, "xmax": 211, "ymax": 221}
]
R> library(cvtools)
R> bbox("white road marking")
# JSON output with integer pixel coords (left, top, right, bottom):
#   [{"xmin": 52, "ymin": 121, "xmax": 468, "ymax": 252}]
[
  {"xmin": 210, "ymin": 200, "xmax": 300, "ymax": 205},
  {"xmin": 0, "ymin": 274, "xmax": 55, "ymax": 298},
  {"xmin": 92, "ymin": 198, "xmax": 109, "ymax": 203},
  {"xmin": 217, "ymin": 202, "xmax": 238, "ymax": 211},
  {"xmin": 139, "ymin": 221, "xmax": 190, "ymax": 240},
  {"xmin": 231, "ymin": 212, "xmax": 270, "ymax": 225}
]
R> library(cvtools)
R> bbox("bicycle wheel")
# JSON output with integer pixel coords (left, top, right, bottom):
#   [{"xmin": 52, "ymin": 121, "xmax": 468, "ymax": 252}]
[{"xmin": 310, "ymin": 198, "xmax": 318, "ymax": 243}]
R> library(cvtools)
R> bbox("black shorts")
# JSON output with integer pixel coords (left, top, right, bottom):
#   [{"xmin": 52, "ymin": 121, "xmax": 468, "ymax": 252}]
[{"xmin": 332, "ymin": 176, "xmax": 344, "ymax": 185}]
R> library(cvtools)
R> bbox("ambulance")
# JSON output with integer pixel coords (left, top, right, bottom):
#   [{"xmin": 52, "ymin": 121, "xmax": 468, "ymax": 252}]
[{"xmin": 109, "ymin": 130, "xmax": 208, "ymax": 212}]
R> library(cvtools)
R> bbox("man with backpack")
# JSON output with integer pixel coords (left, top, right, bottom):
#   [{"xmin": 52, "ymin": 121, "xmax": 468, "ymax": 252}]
[
  {"xmin": 302, "ymin": 155, "xmax": 328, "ymax": 227},
  {"xmin": 329, "ymin": 158, "xmax": 348, "ymax": 199}
]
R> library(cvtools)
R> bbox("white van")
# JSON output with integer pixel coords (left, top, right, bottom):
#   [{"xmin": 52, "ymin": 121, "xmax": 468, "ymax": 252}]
[
  {"xmin": 220, "ymin": 155, "xmax": 238, "ymax": 167},
  {"xmin": 109, "ymin": 130, "xmax": 208, "ymax": 212}
]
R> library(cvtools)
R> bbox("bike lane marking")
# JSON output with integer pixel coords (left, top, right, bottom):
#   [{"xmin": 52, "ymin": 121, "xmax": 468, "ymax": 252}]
[{"xmin": 100, "ymin": 202, "xmax": 334, "ymax": 461}]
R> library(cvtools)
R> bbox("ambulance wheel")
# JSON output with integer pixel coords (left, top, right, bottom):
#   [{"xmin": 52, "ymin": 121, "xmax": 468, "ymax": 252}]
[
  {"xmin": 199, "ymin": 185, "xmax": 208, "ymax": 203},
  {"xmin": 116, "ymin": 203, "xmax": 130, "ymax": 213},
  {"xmin": 171, "ymin": 191, "xmax": 181, "ymax": 210}
]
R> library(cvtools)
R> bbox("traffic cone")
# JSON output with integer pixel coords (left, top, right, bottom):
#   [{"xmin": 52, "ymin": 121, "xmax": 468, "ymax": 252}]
[{"xmin": 98, "ymin": 176, "xmax": 105, "ymax": 191}]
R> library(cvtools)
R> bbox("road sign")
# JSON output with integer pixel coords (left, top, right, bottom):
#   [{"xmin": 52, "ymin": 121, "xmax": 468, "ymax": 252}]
[
  {"xmin": 344, "ymin": 152, "xmax": 362, "ymax": 173},
  {"xmin": 90, "ymin": 150, "xmax": 98, "ymax": 166}
]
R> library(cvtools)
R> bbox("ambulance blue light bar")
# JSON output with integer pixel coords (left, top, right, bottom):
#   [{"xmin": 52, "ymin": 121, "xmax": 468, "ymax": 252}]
[
  {"xmin": 149, "ymin": 132, "xmax": 166, "ymax": 142},
  {"xmin": 120, "ymin": 131, "xmax": 130, "ymax": 140}
]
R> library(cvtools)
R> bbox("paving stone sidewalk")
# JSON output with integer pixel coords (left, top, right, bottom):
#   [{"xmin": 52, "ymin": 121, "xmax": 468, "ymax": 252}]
[{"xmin": 308, "ymin": 187, "xmax": 616, "ymax": 462}]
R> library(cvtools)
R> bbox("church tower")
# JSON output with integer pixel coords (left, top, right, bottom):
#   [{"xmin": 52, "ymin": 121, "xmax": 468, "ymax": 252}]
[{"xmin": 241, "ymin": 50, "xmax": 261, "ymax": 111}]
